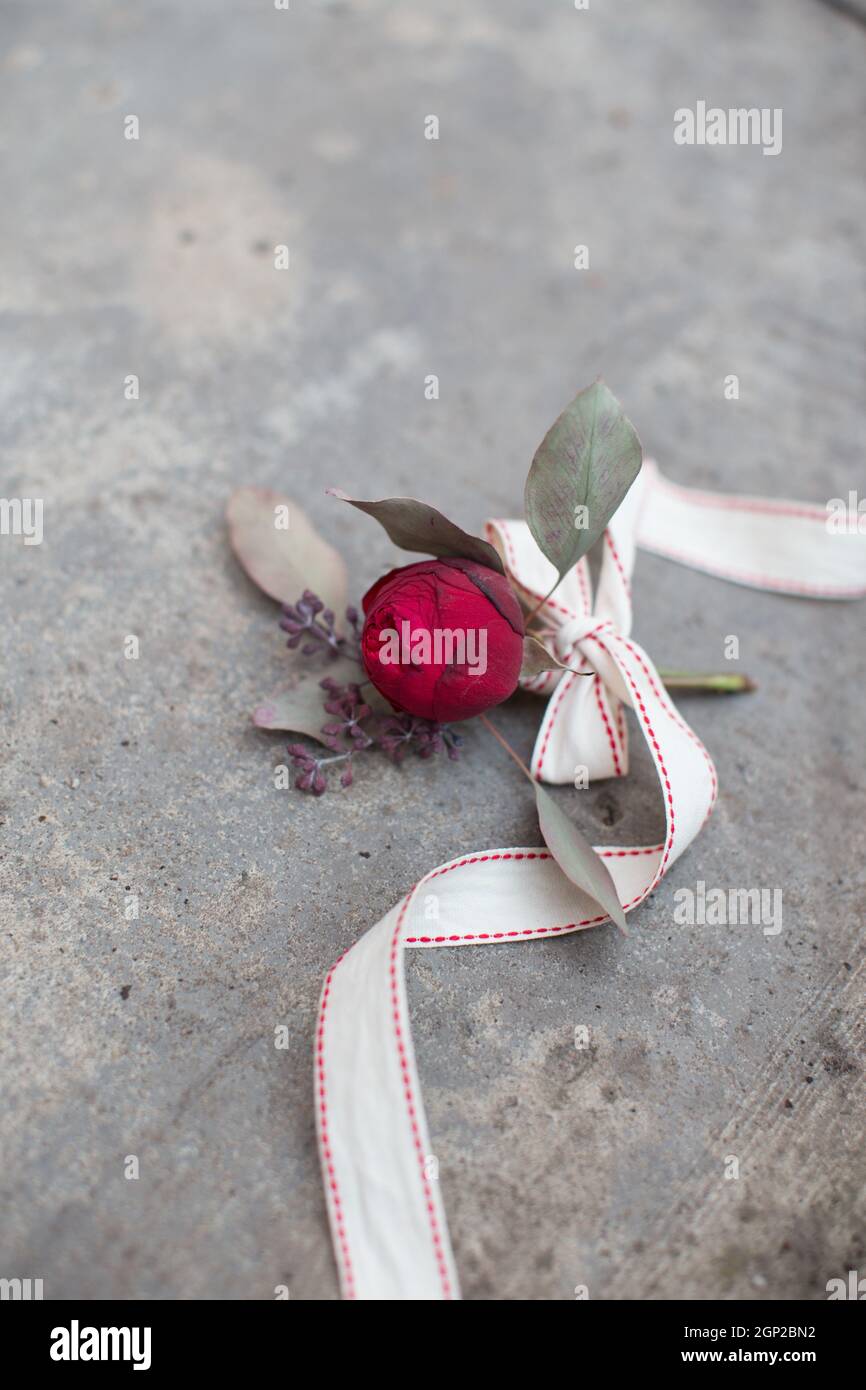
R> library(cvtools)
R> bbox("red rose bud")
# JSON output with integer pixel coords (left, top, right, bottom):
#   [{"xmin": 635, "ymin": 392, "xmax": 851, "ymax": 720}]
[{"xmin": 360, "ymin": 557, "xmax": 525, "ymax": 723}]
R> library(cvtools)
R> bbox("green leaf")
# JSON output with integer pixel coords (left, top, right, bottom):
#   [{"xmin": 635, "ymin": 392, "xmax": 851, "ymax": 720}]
[
  {"xmin": 524, "ymin": 381, "xmax": 642, "ymax": 587},
  {"xmin": 534, "ymin": 783, "xmax": 628, "ymax": 934},
  {"xmin": 520, "ymin": 634, "xmax": 588, "ymax": 680},
  {"xmin": 252, "ymin": 657, "xmax": 390, "ymax": 741},
  {"xmin": 227, "ymin": 487, "xmax": 347, "ymax": 614},
  {"xmin": 327, "ymin": 490, "xmax": 505, "ymax": 574}
]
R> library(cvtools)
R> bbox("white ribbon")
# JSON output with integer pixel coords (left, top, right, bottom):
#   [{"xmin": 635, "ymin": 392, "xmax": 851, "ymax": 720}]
[{"xmin": 315, "ymin": 463, "xmax": 866, "ymax": 1300}]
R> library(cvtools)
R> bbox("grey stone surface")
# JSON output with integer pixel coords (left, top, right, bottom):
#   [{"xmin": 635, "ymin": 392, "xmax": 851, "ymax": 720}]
[{"xmin": 1, "ymin": 0, "xmax": 863, "ymax": 1301}]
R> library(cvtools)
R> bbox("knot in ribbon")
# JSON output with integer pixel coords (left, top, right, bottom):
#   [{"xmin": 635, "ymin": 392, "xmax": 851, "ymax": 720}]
[{"xmin": 552, "ymin": 613, "xmax": 614, "ymax": 663}]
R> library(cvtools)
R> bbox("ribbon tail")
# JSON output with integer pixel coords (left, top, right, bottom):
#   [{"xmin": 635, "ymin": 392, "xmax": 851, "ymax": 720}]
[
  {"xmin": 638, "ymin": 462, "xmax": 866, "ymax": 599},
  {"xmin": 316, "ymin": 632, "xmax": 716, "ymax": 1299},
  {"xmin": 316, "ymin": 845, "xmax": 663, "ymax": 1300},
  {"xmin": 316, "ymin": 901, "xmax": 460, "ymax": 1300}
]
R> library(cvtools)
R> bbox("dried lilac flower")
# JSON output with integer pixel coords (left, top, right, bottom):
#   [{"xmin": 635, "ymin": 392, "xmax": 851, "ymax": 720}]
[
  {"xmin": 286, "ymin": 740, "xmax": 348, "ymax": 797},
  {"xmin": 376, "ymin": 714, "xmax": 462, "ymax": 766},
  {"xmin": 280, "ymin": 599, "xmax": 464, "ymax": 794},
  {"xmin": 344, "ymin": 605, "xmax": 362, "ymax": 643},
  {"xmin": 279, "ymin": 592, "xmax": 363, "ymax": 662}
]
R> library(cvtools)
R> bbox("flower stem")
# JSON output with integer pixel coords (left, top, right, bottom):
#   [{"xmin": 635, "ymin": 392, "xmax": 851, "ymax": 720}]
[
  {"xmin": 658, "ymin": 669, "xmax": 757, "ymax": 695},
  {"xmin": 478, "ymin": 713, "xmax": 535, "ymax": 783},
  {"xmin": 524, "ymin": 581, "xmax": 561, "ymax": 626}
]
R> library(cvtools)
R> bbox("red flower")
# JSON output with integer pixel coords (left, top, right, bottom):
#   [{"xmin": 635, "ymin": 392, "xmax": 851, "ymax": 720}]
[{"xmin": 360, "ymin": 557, "xmax": 525, "ymax": 723}]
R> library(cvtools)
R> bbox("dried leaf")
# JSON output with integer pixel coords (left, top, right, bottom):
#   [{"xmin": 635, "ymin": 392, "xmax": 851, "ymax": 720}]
[
  {"xmin": 520, "ymin": 634, "xmax": 586, "ymax": 679},
  {"xmin": 252, "ymin": 656, "xmax": 388, "ymax": 742},
  {"xmin": 327, "ymin": 490, "xmax": 504, "ymax": 574},
  {"xmin": 227, "ymin": 487, "xmax": 347, "ymax": 614}
]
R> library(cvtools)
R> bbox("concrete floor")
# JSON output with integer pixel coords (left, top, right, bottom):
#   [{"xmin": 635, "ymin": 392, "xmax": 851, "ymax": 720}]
[{"xmin": 1, "ymin": 0, "xmax": 863, "ymax": 1300}]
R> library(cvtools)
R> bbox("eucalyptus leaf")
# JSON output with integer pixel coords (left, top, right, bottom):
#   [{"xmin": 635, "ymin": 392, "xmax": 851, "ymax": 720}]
[
  {"xmin": 327, "ymin": 489, "xmax": 505, "ymax": 574},
  {"xmin": 252, "ymin": 657, "xmax": 388, "ymax": 741},
  {"xmin": 534, "ymin": 783, "xmax": 628, "ymax": 934},
  {"xmin": 520, "ymin": 634, "xmax": 587, "ymax": 679},
  {"xmin": 227, "ymin": 487, "xmax": 348, "ymax": 614},
  {"xmin": 524, "ymin": 381, "xmax": 642, "ymax": 587}
]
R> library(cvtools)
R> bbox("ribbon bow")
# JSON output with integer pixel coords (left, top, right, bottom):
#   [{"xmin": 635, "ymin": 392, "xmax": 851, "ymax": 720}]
[
  {"xmin": 315, "ymin": 463, "xmax": 866, "ymax": 1300},
  {"xmin": 491, "ymin": 466, "xmax": 655, "ymax": 789}
]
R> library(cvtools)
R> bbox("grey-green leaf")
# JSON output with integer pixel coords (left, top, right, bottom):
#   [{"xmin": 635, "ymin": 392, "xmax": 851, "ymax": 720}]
[
  {"xmin": 524, "ymin": 381, "xmax": 642, "ymax": 586},
  {"xmin": 327, "ymin": 489, "xmax": 505, "ymax": 574},
  {"xmin": 535, "ymin": 783, "xmax": 628, "ymax": 934}
]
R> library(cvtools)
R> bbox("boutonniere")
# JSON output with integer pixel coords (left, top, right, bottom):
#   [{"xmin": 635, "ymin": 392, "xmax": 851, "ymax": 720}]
[
  {"xmin": 229, "ymin": 381, "xmax": 748, "ymax": 927},
  {"xmin": 227, "ymin": 383, "xmax": 865, "ymax": 1300}
]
